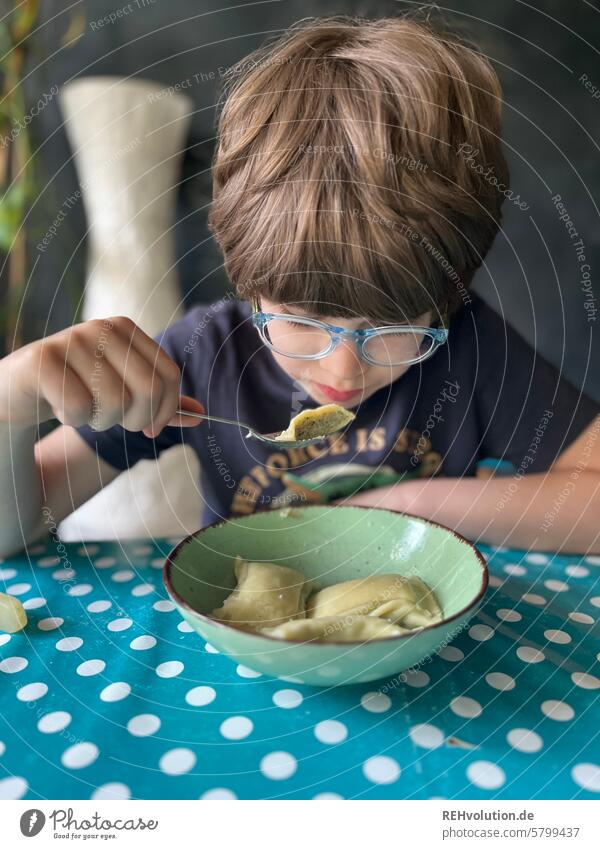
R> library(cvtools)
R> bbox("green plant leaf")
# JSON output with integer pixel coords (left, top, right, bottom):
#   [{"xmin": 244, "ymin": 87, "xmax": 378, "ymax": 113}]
[{"xmin": 0, "ymin": 181, "xmax": 26, "ymax": 251}]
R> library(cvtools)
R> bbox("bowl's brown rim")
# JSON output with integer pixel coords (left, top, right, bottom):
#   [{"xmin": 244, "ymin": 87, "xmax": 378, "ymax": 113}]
[{"xmin": 162, "ymin": 505, "xmax": 489, "ymax": 647}]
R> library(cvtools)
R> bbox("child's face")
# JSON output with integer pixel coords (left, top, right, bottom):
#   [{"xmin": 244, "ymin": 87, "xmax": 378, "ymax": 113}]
[{"xmin": 260, "ymin": 297, "xmax": 432, "ymax": 409}]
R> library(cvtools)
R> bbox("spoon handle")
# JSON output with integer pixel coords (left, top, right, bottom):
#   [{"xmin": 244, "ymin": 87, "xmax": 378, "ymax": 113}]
[{"xmin": 175, "ymin": 408, "xmax": 250, "ymax": 431}]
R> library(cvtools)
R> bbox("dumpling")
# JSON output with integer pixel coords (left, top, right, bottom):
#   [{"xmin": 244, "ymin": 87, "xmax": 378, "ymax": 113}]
[
  {"xmin": 211, "ymin": 556, "xmax": 314, "ymax": 631},
  {"xmin": 261, "ymin": 615, "xmax": 408, "ymax": 642},
  {"xmin": 275, "ymin": 404, "xmax": 355, "ymax": 442},
  {"xmin": 307, "ymin": 573, "xmax": 443, "ymax": 630}
]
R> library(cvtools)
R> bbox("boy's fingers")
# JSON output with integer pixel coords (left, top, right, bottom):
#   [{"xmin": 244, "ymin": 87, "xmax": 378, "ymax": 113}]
[{"xmin": 145, "ymin": 395, "xmax": 205, "ymax": 435}]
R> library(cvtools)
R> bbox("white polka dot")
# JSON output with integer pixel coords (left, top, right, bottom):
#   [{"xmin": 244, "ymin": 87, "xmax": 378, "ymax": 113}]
[
  {"xmin": 469, "ymin": 624, "xmax": 494, "ymax": 642},
  {"xmin": 17, "ymin": 682, "xmax": 48, "ymax": 701},
  {"xmin": 0, "ymin": 634, "xmax": 11, "ymax": 646},
  {"xmin": 569, "ymin": 611, "xmax": 594, "ymax": 625},
  {"xmin": 409, "ymin": 723, "xmax": 444, "ymax": 749},
  {"xmin": 127, "ymin": 714, "xmax": 161, "ymax": 737},
  {"xmin": 571, "ymin": 672, "xmax": 600, "ymax": 690},
  {"xmin": 591, "ymin": 597, "xmax": 600, "ymax": 609},
  {"xmin": 204, "ymin": 642, "xmax": 219, "ymax": 654},
  {"xmin": 404, "ymin": 670, "xmax": 430, "ymax": 688},
  {"xmin": 133, "ymin": 545, "xmax": 153, "ymax": 556},
  {"xmin": 544, "ymin": 629, "xmax": 571, "ymax": 644},
  {"xmin": 22, "ymin": 597, "xmax": 47, "ymax": 610},
  {"xmin": 107, "ymin": 618, "xmax": 132, "ymax": 632},
  {"xmin": 467, "ymin": 760, "xmax": 505, "ymax": 790},
  {"xmin": 525, "ymin": 553, "xmax": 548, "ymax": 565},
  {"xmin": 7, "ymin": 583, "xmax": 31, "ymax": 596},
  {"xmin": 438, "ymin": 645, "xmax": 464, "ymax": 662},
  {"xmin": 544, "ymin": 579, "xmax": 569, "ymax": 593},
  {"xmin": 0, "ymin": 741, "xmax": 4, "ymax": 756},
  {"xmin": 100, "ymin": 682, "xmax": 131, "ymax": 702},
  {"xmin": 236, "ymin": 665, "xmax": 262, "ymax": 679},
  {"xmin": 92, "ymin": 783, "xmax": 131, "ymax": 800},
  {"xmin": 488, "ymin": 575, "xmax": 503, "ymax": 587},
  {"xmin": 38, "ymin": 711, "xmax": 72, "ymax": 733},
  {"xmin": 37, "ymin": 555, "xmax": 59, "ymax": 567},
  {"xmin": 77, "ymin": 660, "xmax": 106, "ymax": 677},
  {"xmin": 361, "ymin": 692, "xmax": 392, "ymax": 713},
  {"xmin": 0, "ymin": 776, "xmax": 28, "ymax": 799},
  {"xmin": 541, "ymin": 699, "xmax": 575, "ymax": 721},
  {"xmin": 565, "ymin": 565, "xmax": 589, "ymax": 578},
  {"xmin": 55, "ymin": 637, "xmax": 83, "ymax": 652},
  {"xmin": 571, "ymin": 763, "xmax": 600, "ymax": 793},
  {"xmin": 94, "ymin": 557, "xmax": 116, "ymax": 569},
  {"xmin": 186, "ymin": 686, "xmax": 216, "ymax": 707},
  {"xmin": 37, "ymin": 617, "xmax": 63, "ymax": 631},
  {"xmin": 0, "ymin": 656, "xmax": 28, "ymax": 674},
  {"xmin": 68, "ymin": 584, "xmax": 93, "ymax": 597},
  {"xmin": 220, "ymin": 716, "xmax": 253, "ymax": 740},
  {"xmin": 314, "ymin": 720, "xmax": 348, "ymax": 744},
  {"xmin": 87, "ymin": 600, "xmax": 112, "ymax": 613},
  {"xmin": 450, "ymin": 697, "xmax": 482, "ymax": 718},
  {"xmin": 517, "ymin": 646, "xmax": 545, "ymax": 664},
  {"xmin": 177, "ymin": 621, "xmax": 194, "ymax": 633},
  {"xmin": 273, "ymin": 689, "xmax": 303, "ymax": 709},
  {"xmin": 156, "ymin": 661, "xmax": 184, "ymax": 678},
  {"xmin": 130, "ymin": 635, "xmax": 157, "ymax": 651},
  {"xmin": 112, "ymin": 570, "xmax": 135, "ymax": 583},
  {"xmin": 0, "ymin": 568, "xmax": 17, "ymax": 580},
  {"xmin": 503, "ymin": 563, "xmax": 526, "ymax": 576},
  {"xmin": 522, "ymin": 593, "xmax": 546, "ymax": 606},
  {"xmin": 153, "ymin": 600, "xmax": 175, "ymax": 612},
  {"xmin": 260, "ymin": 751, "xmax": 297, "ymax": 780},
  {"xmin": 507, "ymin": 728, "xmax": 543, "ymax": 753},
  {"xmin": 201, "ymin": 788, "xmax": 237, "ymax": 800},
  {"xmin": 363, "ymin": 755, "xmax": 401, "ymax": 784},
  {"xmin": 159, "ymin": 748, "xmax": 196, "ymax": 776},
  {"xmin": 496, "ymin": 609, "xmax": 522, "ymax": 623},
  {"xmin": 52, "ymin": 569, "xmax": 75, "ymax": 581},
  {"xmin": 585, "ymin": 555, "xmax": 600, "ymax": 566},
  {"xmin": 150, "ymin": 558, "xmax": 165, "ymax": 569},
  {"xmin": 313, "ymin": 793, "xmax": 345, "ymax": 802},
  {"xmin": 486, "ymin": 672, "xmax": 516, "ymax": 691},
  {"xmin": 132, "ymin": 583, "xmax": 154, "ymax": 597},
  {"xmin": 61, "ymin": 742, "xmax": 99, "ymax": 769},
  {"xmin": 77, "ymin": 544, "xmax": 99, "ymax": 556}
]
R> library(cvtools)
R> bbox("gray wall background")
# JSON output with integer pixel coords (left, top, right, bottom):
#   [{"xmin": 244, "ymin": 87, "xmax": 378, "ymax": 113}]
[{"xmin": 20, "ymin": 0, "xmax": 600, "ymax": 400}]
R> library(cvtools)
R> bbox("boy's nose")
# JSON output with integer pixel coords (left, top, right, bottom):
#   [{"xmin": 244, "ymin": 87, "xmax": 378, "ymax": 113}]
[{"xmin": 323, "ymin": 339, "xmax": 365, "ymax": 382}]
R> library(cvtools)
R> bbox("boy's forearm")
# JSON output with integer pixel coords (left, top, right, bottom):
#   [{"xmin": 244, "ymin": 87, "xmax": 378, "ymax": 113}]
[
  {"xmin": 343, "ymin": 472, "xmax": 600, "ymax": 554},
  {"xmin": 0, "ymin": 423, "xmax": 46, "ymax": 557}
]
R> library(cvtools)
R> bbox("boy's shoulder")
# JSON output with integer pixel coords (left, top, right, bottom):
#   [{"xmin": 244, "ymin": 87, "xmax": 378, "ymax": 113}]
[{"xmin": 156, "ymin": 296, "xmax": 254, "ymax": 364}]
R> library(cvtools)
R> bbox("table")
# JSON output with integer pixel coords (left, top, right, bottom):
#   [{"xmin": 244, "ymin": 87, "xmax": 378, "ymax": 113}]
[{"xmin": 1, "ymin": 536, "xmax": 599, "ymax": 800}]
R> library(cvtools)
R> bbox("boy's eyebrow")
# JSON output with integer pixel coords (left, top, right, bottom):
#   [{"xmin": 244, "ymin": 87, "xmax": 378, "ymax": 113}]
[{"xmin": 279, "ymin": 303, "xmax": 375, "ymax": 328}]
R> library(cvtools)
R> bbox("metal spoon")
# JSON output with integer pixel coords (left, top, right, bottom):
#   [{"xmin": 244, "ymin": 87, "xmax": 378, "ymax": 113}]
[{"xmin": 174, "ymin": 408, "xmax": 329, "ymax": 448}]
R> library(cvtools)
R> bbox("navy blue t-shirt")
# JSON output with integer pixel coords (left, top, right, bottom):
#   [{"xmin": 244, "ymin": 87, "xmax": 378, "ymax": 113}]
[{"xmin": 75, "ymin": 294, "xmax": 598, "ymax": 528}]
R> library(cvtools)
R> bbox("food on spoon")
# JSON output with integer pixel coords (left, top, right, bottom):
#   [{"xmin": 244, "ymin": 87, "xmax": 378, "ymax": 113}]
[
  {"xmin": 261, "ymin": 614, "xmax": 407, "ymax": 642},
  {"xmin": 274, "ymin": 403, "xmax": 355, "ymax": 442},
  {"xmin": 211, "ymin": 556, "xmax": 314, "ymax": 631},
  {"xmin": 307, "ymin": 573, "xmax": 443, "ymax": 629},
  {"xmin": 0, "ymin": 592, "xmax": 28, "ymax": 633}
]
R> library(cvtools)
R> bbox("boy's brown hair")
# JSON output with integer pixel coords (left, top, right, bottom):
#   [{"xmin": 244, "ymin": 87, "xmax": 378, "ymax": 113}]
[{"xmin": 208, "ymin": 15, "xmax": 508, "ymax": 324}]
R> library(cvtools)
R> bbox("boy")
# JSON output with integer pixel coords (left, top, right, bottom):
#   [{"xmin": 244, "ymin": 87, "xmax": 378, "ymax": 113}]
[{"xmin": 1, "ymin": 16, "xmax": 598, "ymax": 557}]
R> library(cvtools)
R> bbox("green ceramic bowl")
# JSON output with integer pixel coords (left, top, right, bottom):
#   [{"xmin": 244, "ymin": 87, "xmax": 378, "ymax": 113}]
[{"xmin": 163, "ymin": 505, "xmax": 487, "ymax": 687}]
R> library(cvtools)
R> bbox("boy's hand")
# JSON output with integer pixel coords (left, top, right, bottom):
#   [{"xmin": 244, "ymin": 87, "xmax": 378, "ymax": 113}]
[{"xmin": 0, "ymin": 316, "xmax": 205, "ymax": 437}]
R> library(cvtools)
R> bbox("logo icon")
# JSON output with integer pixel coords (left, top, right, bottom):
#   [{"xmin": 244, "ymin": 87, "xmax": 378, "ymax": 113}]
[{"xmin": 20, "ymin": 810, "xmax": 45, "ymax": 837}]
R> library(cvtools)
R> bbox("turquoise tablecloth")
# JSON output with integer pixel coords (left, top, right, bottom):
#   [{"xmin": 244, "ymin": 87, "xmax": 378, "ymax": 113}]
[{"xmin": 0, "ymin": 537, "xmax": 598, "ymax": 800}]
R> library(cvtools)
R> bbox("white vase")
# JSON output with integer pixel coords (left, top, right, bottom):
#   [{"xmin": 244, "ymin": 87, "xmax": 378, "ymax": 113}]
[{"xmin": 57, "ymin": 76, "xmax": 202, "ymax": 541}]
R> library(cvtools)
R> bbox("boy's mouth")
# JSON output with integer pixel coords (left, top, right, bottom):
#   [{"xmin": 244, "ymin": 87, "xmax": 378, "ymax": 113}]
[{"xmin": 310, "ymin": 381, "xmax": 362, "ymax": 403}]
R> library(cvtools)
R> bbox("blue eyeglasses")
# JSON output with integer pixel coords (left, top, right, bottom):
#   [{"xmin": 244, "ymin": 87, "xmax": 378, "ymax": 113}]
[{"xmin": 251, "ymin": 298, "xmax": 449, "ymax": 367}]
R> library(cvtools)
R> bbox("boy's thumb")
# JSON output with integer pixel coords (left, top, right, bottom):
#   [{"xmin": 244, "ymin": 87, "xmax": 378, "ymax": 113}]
[{"xmin": 167, "ymin": 394, "xmax": 206, "ymax": 428}]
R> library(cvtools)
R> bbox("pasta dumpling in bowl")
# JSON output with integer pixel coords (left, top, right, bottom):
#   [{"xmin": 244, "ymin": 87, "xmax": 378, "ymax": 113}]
[{"xmin": 211, "ymin": 556, "xmax": 314, "ymax": 631}]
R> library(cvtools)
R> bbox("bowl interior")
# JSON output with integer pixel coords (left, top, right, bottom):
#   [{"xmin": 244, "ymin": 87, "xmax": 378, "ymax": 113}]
[{"xmin": 167, "ymin": 506, "xmax": 486, "ymax": 629}]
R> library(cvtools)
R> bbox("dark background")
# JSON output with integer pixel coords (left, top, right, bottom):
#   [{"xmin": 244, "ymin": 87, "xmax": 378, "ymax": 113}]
[{"xmin": 18, "ymin": 0, "xmax": 600, "ymax": 399}]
